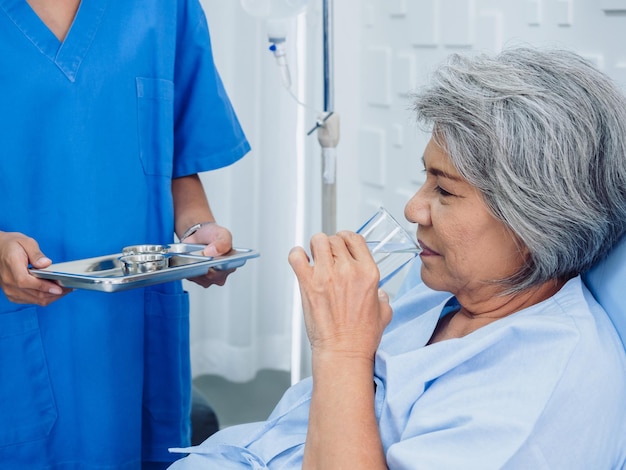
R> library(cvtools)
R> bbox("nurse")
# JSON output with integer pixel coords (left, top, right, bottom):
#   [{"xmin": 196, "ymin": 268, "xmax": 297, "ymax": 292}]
[{"xmin": 0, "ymin": 0, "xmax": 249, "ymax": 469}]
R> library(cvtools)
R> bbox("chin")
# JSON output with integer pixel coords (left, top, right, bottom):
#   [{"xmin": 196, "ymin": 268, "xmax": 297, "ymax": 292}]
[{"xmin": 420, "ymin": 265, "xmax": 452, "ymax": 293}]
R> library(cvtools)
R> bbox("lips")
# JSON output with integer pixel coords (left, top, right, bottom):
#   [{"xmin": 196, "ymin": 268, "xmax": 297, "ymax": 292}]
[{"xmin": 418, "ymin": 240, "xmax": 440, "ymax": 256}]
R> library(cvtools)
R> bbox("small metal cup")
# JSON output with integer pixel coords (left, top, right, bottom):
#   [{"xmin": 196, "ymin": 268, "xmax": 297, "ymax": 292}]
[
  {"xmin": 122, "ymin": 244, "xmax": 169, "ymax": 256},
  {"xmin": 119, "ymin": 253, "xmax": 169, "ymax": 274}
]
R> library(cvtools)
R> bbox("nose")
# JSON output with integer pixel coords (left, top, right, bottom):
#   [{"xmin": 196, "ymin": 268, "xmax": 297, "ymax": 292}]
[{"xmin": 404, "ymin": 186, "xmax": 431, "ymax": 226}]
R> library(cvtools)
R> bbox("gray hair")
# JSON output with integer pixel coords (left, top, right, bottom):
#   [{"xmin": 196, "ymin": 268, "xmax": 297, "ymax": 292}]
[{"xmin": 412, "ymin": 47, "xmax": 626, "ymax": 293}]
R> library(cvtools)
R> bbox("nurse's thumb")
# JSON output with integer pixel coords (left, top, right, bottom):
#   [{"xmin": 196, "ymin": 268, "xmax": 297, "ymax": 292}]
[
  {"xmin": 30, "ymin": 254, "xmax": 53, "ymax": 269},
  {"xmin": 20, "ymin": 239, "xmax": 52, "ymax": 268}
]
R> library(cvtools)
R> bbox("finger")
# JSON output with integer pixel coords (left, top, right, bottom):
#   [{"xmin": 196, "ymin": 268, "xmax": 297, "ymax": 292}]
[
  {"xmin": 187, "ymin": 267, "xmax": 235, "ymax": 288},
  {"xmin": 337, "ymin": 231, "xmax": 371, "ymax": 261},
  {"xmin": 205, "ymin": 267, "xmax": 234, "ymax": 286},
  {"xmin": 8, "ymin": 252, "xmax": 57, "ymax": 294},
  {"xmin": 327, "ymin": 233, "xmax": 352, "ymax": 261},
  {"xmin": 18, "ymin": 237, "xmax": 52, "ymax": 268},
  {"xmin": 202, "ymin": 227, "xmax": 233, "ymax": 256},
  {"xmin": 308, "ymin": 233, "xmax": 333, "ymax": 265},
  {"xmin": 34, "ymin": 286, "xmax": 73, "ymax": 303},
  {"xmin": 288, "ymin": 246, "xmax": 312, "ymax": 281},
  {"xmin": 38, "ymin": 279, "xmax": 65, "ymax": 295},
  {"xmin": 330, "ymin": 232, "xmax": 357, "ymax": 261},
  {"xmin": 378, "ymin": 289, "xmax": 393, "ymax": 327},
  {"xmin": 18, "ymin": 268, "xmax": 65, "ymax": 295},
  {"xmin": 30, "ymin": 255, "xmax": 53, "ymax": 269},
  {"xmin": 5, "ymin": 285, "xmax": 72, "ymax": 306},
  {"xmin": 204, "ymin": 238, "xmax": 232, "ymax": 257},
  {"xmin": 190, "ymin": 224, "xmax": 232, "ymax": 257}
]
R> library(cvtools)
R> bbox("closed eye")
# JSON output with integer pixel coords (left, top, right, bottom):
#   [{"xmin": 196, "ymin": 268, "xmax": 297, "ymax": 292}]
[{"xmin": 434, "ymin": 185, "xmax": 454, "ymax": 197}]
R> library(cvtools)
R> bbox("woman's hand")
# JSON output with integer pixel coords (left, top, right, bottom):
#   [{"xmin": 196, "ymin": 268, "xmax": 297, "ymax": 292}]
[
  {"xmin": 183, "ymin": 222, "xmax": 236, "ymax": 287},
  {"xmin": 289, "ymin": 231, "xmax": 391, "ymax": 469},
  {"xmin": 0, "ymin": 231, "xmax": 72, "ymax": 306},
  {"xmin": 289, "ymin": 230, "xmax": 392, "ymax": 361}
]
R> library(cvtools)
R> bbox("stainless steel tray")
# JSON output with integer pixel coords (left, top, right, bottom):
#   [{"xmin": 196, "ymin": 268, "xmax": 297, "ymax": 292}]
[{"xmin": 30, "ymin": 244, "xmax": 259, "ymax": 293}]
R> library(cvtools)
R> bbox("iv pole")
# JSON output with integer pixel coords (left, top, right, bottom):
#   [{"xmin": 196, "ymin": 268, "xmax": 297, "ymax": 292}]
[
  {"xmin": 314, "ymin": 0, "xmax": 339, "ymax": 235},
  {"xmin": 247, "ymin": 0, "xmax": 338, "ymax": 234}
]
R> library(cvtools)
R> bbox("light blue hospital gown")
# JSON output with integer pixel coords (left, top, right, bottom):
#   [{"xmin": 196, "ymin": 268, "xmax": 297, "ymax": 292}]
[
  {"xmin": 0, "ymin": 0, "xmax": 249, "ymax": 468},
  {"xmin": 170, "ymin": 275, "xmax": 626, "ymax": 469}
]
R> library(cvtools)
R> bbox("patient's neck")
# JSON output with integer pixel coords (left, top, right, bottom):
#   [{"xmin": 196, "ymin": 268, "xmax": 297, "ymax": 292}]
[{"xmin": 428, "ymin": 278, "xmax": 567, "ymax": 344}]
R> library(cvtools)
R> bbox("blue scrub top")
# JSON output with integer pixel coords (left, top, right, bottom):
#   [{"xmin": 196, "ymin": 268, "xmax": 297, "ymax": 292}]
[{"xmin": 0, "ymin": 0, "xmax": 250, "ymax": 467}]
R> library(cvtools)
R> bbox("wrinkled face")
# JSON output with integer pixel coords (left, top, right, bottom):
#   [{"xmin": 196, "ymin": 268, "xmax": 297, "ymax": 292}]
[{"xmin": 404, "ymin": 137, "xmax": 527, "ymax": 298}]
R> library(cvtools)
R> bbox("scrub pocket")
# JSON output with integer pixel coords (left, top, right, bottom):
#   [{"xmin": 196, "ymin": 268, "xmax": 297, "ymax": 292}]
[
  {"xmin": 143, "ymin": 288, "xmax": 191, "ymax": 457},
  {"xmin": 0, "ymin": 307, "xmax": 57, "ymax": 446},
  {"xmin": 136, "ymin": 77, "xmax": 175, "ymax": 177}
]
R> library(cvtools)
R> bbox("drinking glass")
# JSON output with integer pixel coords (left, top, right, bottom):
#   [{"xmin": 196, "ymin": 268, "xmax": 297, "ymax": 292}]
[{"xmin": 356, "ymin": 207, "xmax": 421, "ymax": 287}]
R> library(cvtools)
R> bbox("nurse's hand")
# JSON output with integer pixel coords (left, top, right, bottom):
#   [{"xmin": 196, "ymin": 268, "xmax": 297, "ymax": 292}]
[
  {"xmin": 288, "ymin": 231, "xmax": 392, "ymax": 361},
  {"xmin": 0, "ymin": 232, "xmax": 72, "ymax": 306},
  {"xmin": 183, "ymin": 222, "xmax": 236, "ymax": 288}
]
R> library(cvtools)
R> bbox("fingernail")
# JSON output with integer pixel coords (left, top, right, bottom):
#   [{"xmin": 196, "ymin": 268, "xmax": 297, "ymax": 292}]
[
  {"xmin": 204, "ymin": 246, "xmax": 218, "ymax": 257},
  {"xmin": 37, "ymin": 257, "xmax": 52, "ymax": 265},
  {"xmin": 49, "ymin": 286, "xmax": 63, "ymax": 295}
]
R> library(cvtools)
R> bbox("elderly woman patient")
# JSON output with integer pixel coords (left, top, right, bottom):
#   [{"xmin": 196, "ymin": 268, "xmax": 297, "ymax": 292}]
[{"xmin": 170, "ymin": 47, "xmax": 626, "ymax": 469}]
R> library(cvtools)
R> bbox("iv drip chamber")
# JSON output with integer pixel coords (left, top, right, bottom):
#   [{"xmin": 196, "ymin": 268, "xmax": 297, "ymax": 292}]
[{"xmin": 240, "ymin": 0, "xmax": 307, "ymax": 40}]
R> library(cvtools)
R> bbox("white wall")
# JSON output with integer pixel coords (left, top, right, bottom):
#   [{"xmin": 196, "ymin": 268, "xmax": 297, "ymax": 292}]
[
  {"xmin": 191, "ymin": 0, "xmax": 626, "ymax": 383},
  {"xmin": 189, "ymin": 0, "xmax": 320, "ymax": 382}
]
